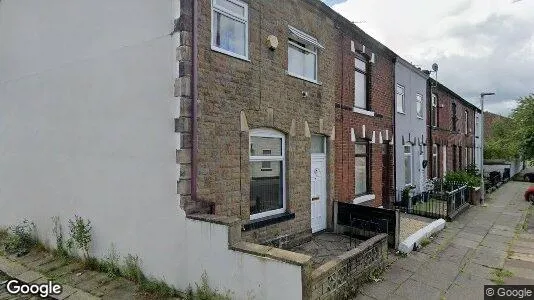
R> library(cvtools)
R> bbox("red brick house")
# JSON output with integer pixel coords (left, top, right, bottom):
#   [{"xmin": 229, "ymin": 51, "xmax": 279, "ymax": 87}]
[
  {"xmin": 427, "ymin": 78, "xmax": 480, "ymax": 178},
  {"xmin": 334, "ymin": 30, "xmax": 396, "ymax": 208}
]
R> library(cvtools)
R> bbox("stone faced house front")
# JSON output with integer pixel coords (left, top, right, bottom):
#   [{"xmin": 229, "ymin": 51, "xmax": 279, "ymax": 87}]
[{"xmin": 179, "ymin": 0, "xmax": 341, "ymax": 246}]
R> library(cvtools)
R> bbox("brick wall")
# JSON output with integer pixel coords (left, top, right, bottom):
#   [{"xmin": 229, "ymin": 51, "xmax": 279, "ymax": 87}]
[
  {"xmin": 192, "ymin": 0, "xmax": 338, "ymax": 244},
  {"xmin": 484, "ymin": 111, "xmax": 508, "ymax": 139},
  {"xmin": 334, "ymin": 35, "xmax": 395, "ymax": 207}
]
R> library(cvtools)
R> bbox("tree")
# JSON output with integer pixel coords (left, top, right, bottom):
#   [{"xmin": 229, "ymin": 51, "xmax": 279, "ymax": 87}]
[{"xmin": 484, "ymin": 94, "xmax": 534, "ymax": 161}]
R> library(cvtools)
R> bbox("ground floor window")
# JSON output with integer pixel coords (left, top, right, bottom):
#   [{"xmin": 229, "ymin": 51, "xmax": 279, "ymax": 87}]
[
  {"xmin": 355, "ymin": 139, "xmax": 370, "ymax": 196},
  {"xmin": 404, "ymin": 144, "xmax": 412, "ymax": 185},
  {"xmin": 249, "ymin": 129, "xmax": 285, "ymax": 219},
  {"xmin": 432, "ymin": 144, "xmax": 438, "ymax": 179}
]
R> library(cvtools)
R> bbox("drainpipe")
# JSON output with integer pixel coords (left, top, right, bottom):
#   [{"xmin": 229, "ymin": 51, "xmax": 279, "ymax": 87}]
[{"xmin": 191, "ymin": 0, "xmax": 199, "ymax": 206}]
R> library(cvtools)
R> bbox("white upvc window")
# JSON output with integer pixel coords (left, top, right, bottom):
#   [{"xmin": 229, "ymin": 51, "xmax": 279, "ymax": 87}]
[
  {"xmin": 287, "ymin": 26, "xmax": 323, "ymax": 83},
  {"xmin": 396, "ymin": 84, "xmax": 405, "ymax": 114},
  {"xmin": 442, "ymin": 146, "xmax": 447, "ymax": 176},
  {"xmin": 416, "ymin": 93, "xmax": 423, "ymax": 119},
  {"xmin": 404, "ymin": 144, "xmax": 412, "ymax": 185},
  {"xmin": 211, "ymin": 0, "xmax": 248, "ymax": 60},
  {"xmin": 475, "ymin": 115, "xmax": 480, "ymax": 136},
  {"xmin": 465, "ymin": 147, "xmax": 469, "ymax": 166},
  {"xmin": 431, "ymin": 93, "xmax": 438, "ymax": 127},
  {"xmin": 432, "ymin": 144, "xmax": 438, "ymax": 179},
  {"xmin": 354, "ymin": 57, "xmax": 368, "ymax": 109},
  {"xmin": 355, "ymin": 140, "xmax": 370, "ymax": 196},
  {"xmin": 249, "ymin": 129, "xmax": 286, "ymax": 219}
]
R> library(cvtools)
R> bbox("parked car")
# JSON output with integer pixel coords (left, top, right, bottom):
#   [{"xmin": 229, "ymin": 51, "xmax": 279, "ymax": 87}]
[
  {"xmin": 524, "ymin": 172, "xmax": 534, "ymax": 182},
  {"xmin": 525, "ymin": 186, "xmax": 534, "ymax": 203}
]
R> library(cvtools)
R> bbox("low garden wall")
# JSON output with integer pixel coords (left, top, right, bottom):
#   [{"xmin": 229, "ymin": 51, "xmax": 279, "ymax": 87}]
[{"xmin": 305, "ymin": 234, "xmax": 388, "ymax": 300}]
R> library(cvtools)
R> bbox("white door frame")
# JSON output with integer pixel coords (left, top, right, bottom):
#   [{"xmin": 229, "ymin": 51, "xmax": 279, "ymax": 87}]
[{"xmin": 311, "ymin": 136, "xmax": 327, "ymax": 233}]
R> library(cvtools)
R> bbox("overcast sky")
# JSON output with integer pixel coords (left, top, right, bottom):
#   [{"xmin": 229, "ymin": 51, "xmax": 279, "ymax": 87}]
[{"xmin": 323, "ymin": 0, "xmax": 534, "ymax": 116}]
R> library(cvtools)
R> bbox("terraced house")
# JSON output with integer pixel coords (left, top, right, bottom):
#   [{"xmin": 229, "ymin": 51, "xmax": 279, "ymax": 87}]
[{"xmin": 427, "ymin": 78, "xmax": 480, "ymax": 178}]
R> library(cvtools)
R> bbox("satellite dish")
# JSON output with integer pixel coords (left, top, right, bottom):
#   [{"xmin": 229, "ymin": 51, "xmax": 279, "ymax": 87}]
[{"xmin": 432, "ymin": 63, "xmax": 439, "ymax": 72}]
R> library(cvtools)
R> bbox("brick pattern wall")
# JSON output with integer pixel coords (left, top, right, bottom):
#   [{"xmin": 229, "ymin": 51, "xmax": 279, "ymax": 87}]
[
  {"xmin": 484, "ymin": 111, "xmax": 508, "ymax": 139},
  {"xmin": 194, "ymin": 0, "xmax": 338, "ymax": 244},
  {"xmin": 427, "ymin": 81, "xmax": 478, "ymax": 177},
  {"xmin": 334, "ymin": 36, "xmax": 395, "ymax": 207}
]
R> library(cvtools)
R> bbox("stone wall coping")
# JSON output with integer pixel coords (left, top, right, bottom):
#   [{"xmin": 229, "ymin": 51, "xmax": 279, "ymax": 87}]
[
  {"xmin": 187, "ymin": 213, "xmax": 241, "ymax": 226},
  {"xmin": 230, "ymin": 241, "xmax": 312, "ymax": 267},
  {"xmin": 311, "ymin": 233, "xmax": 388, "ymax": 280}
]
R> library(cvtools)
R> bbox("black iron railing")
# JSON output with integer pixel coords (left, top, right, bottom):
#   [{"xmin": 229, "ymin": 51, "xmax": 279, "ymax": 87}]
[{"xmin": 394, "ymin": 179, "xmax": 470, "ymax": 220}]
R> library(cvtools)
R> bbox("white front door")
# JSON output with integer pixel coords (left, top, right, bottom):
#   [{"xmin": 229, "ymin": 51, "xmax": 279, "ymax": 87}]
[
  {"xmin": 311, "ymin": 136, "xmax": 327, "ymax": 233},
  {"xmin": 419, "ymin": 150, "xmax": 426, "ymax": 192}
]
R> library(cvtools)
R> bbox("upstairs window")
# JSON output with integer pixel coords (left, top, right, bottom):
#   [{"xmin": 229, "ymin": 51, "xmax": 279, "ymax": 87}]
[
  {"xmin": 431, "ymin": 94, "xmax": 438, "ymax": 127},
  {"xmin": 396, "ymin": 84, "xmax": 405, "ymax": 114},
  {"xmin": 416, "ymin": 93, "xmax": 423, "ymax": 119},
  {"xmin": 452, "ymin": 102, "xmax": 457, "ymax": 132},
  {"xmin": 287, "ymin": 26, "xmax": 323, "ymax": 83},
  {"xmin": 355, "ymin": 140, "xmax": 370, "ymax": 196},
  {"xmin": 354, "ymin": 56, "xmax": 368, "ymax": 109},
  {"xmin": 465, "ymin": 110, "xmax": 469, "ymax": 134},
  {"xmin": 475, "ymin": 115, "xmax": 480, "ymax": 136},
  {"xmin": 211, "ymin": 0, "xmax": 248, "ymax": 60},
  {"xmin": 249, "ymin": 129, "xmax": 285, "ymax": 219}
]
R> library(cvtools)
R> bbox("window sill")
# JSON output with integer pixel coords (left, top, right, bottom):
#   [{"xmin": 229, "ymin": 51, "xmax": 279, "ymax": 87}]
[
  {"xmin": 211, "ymin": 45, "xmax": 250, "ymax": 62},
  {"xmin": 286, "ymin": 71, "xmax": 322, "ymax": 85},
  {"xmin": 243, "ymin": 212, "xmax": 295, "ymax": 231},
  {"xmin": 417, "ymin": 116, "xmax": 424, "ymax": 120},
  {"xmin": 353, "ymin": 194, "xmax": 375, "ymax": 204},
  {"xmin": 352, "ymin": 107, "xmax": 375, "ymax": 117},
  {"xmin": 397, "ymin": 111, "xmax": 406, "ymax": 115}
]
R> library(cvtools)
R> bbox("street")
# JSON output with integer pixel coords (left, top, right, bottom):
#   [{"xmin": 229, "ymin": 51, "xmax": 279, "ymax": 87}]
[{"xmin": 354, "ymin": 180, "xmax": 534, "ymax": 300}]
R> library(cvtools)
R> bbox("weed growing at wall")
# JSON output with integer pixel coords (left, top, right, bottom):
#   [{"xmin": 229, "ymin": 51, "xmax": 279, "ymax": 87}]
[
  {"xmin": 186, "ymin": 272, "xmax": 231, "ymax": 300},
  {"xmin": 3, "ymin": 219, "xmax": 36, "ymax": 256},
  {"xmin": 67, "ymin": 215, "xmax": 92, "ymax": 260}
]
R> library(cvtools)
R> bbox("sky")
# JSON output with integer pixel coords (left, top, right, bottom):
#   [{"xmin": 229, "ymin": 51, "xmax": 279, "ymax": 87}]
[{"xmin": 322, "ymin": 0, "xmax": 534, "ymax": 116}]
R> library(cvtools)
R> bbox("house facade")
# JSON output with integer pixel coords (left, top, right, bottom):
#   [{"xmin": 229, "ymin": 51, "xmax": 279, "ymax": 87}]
[
  {"xmin": 334, "ymin": 26, "xmax": 396, "ymax": 209},
  {"xmin": 427, "ymin": 78, "xmax": 479, "ymax": 178},
  {"xmin": 394, "ymin": 58, "xmax": 429, "ymax": 200},
  {"xmin": 178, "ymin": 0, "xmax": 341, "ymax": 246}
]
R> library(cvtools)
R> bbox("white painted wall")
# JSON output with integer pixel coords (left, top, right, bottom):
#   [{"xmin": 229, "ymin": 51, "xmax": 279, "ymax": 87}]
[{"xmin": 0, "ymin": 1, "xmax": 302, "ymax": 299}]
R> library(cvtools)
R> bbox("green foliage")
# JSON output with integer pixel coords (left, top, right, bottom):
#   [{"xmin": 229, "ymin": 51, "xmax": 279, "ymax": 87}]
[
  {"xmin": 420, "ymin": 237, "xmax": 431, "ymax": 247},
  {"xmin": 51, "ymin": 216, "xmax": 69, "ymax": 258},
  {"xmin": 103, "ymin": 244, "xmax": 121, "ymax": 278},
  {"xmin": 123, "ymin": 254, "xmax": 145, "ymax": 283},
  {"xmin": 67, "ymin": 215, "xmax": 92, "ymax": 260},
  {"xmin": 186, "ymin": 272, "xmax": 231, "ymax": 300},
  {"xmin": 485, "ymin": 94, "xmax": 534, "ymax": 160},
  {"xmin": 3, "ymin": 219, "xmax": 37, "ymax": 255},
  {"xmin": 445, "ymin": 170, "xmax": 481, "ymax": 188},
  {"xmin": 491, "ymin": 268, "xmax": 513, "ymax": 285}
]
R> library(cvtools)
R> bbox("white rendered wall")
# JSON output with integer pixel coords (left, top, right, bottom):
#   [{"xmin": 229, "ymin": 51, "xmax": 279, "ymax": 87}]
[{"xmin": 0, "ymin": 1, "xmax": 302, "ymax": 299}]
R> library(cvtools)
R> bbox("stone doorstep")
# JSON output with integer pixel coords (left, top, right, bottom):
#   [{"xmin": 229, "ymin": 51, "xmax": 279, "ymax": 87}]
[{"xmin": 0, "ymin": 256, "xmax": 98, "ymax": 300}]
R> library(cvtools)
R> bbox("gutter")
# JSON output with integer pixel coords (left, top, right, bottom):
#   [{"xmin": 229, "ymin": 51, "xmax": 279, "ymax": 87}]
[{"xmin": 191, "ymin": 0, "xmax": 199, "ymax": 204}]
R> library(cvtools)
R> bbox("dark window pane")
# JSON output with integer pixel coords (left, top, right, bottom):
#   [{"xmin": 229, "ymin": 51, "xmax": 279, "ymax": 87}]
[{"xmin": 250, "ymin": 161, "xmax": 283, "ymax": 215}]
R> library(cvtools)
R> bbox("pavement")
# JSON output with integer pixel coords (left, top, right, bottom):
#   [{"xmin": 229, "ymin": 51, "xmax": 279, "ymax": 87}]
[{"xmin": 353, "ymin": 180, "xmax": 534, "ymax": 300}]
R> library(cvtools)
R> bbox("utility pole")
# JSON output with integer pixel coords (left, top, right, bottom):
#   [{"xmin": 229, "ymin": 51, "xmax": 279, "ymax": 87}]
[{"xmin": 480, "ymin": 92, "xmax": 495, "ymax": 206}]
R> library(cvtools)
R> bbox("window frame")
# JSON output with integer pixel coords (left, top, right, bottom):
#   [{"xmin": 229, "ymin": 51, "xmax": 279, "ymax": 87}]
[
  {"xmin": 464, "ymin": 110, "xmax": 469, "ymax": 134},
  {"xmin": 287, "ymin": 39, "xmax": 318, "ymax": 83},
  {"xmin": 354, "ymin": 139, "xmax": 370, "ymax": 197},
  {"xmin": 431, "ymin": 93, "xmax": 438, "ymax": 127},
  {"xmin": 354, "ymin": 55, "xmax": 369, "ymax": 110},
  {"xmin": 249, "ymin": 128, "xmax": 286, "ymax": 220},
  {"xmin": 432, "ymin": 144, "xmax": 439, "ymax": 179},
  {"xmin": 403, "ymin": 144, "xmax": 413, "ymax": 186},
  {"xmin": 475, "ymin": 115, "xmax": 480, "ymax": 137},
  {"xmin": 396, "ymin": 84, "xmax": 406, "ymax": 114},
  {"xmin": 416, "ymin": 93, "xmax": 423, "ymax": 119},
  {"xmin": 211, "ymin": 0, "xmax": 249, "ymax": 61},
  {"xmin": 452, "ymin": 102, "xmax": 458, "ymax": 132}
]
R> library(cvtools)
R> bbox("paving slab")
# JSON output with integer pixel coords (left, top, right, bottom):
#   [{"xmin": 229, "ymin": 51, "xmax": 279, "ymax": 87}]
[
  {"xmin": 359, "ymin": 279, "xmax": 398, "ymax": 299},
  {"xmin": 382, "ymin": 264, "xmax": 413, "ymax": 285},
  {"xmin": 393, "ymin": 278, "xmax": 441, "ymax": 300}
]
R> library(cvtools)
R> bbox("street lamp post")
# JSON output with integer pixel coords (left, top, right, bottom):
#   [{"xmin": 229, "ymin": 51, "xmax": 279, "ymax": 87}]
[{"xmin": 480, "ymin": 92, "xmax": 495, "ymax": 206}]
